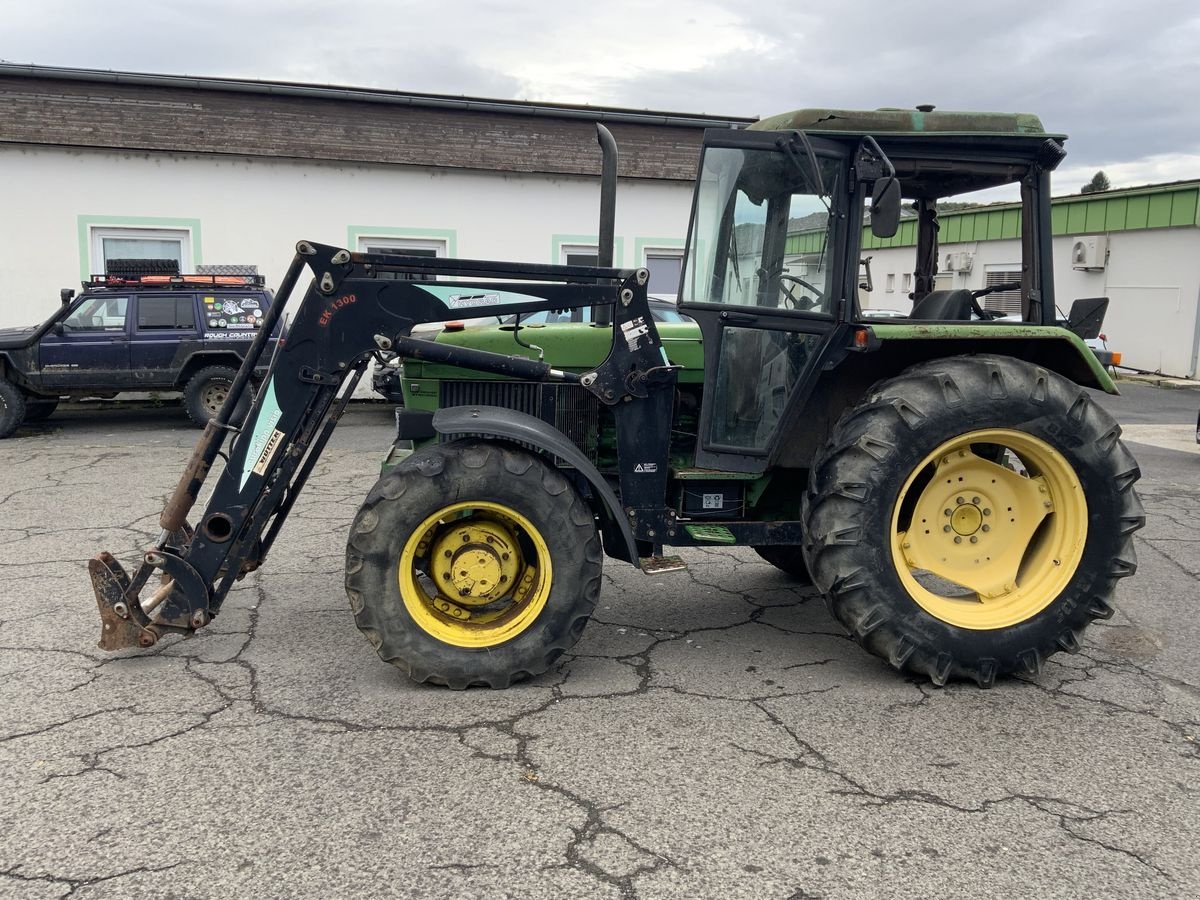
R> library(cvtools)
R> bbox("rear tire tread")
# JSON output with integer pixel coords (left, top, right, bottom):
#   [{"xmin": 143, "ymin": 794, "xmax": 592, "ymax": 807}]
[{"xmin": 802, "ymin": 354, "xmax": 1145, "ymax": 687}]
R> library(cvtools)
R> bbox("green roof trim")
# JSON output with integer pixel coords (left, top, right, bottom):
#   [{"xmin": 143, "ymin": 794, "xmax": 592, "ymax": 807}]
[
  {"xmin": 751, "ymin": 108, "xmax": 1056, "ymax": 138},
  {"xmin": 855, "ymin": 180, "xmax": 1200, "ymax": 249}
]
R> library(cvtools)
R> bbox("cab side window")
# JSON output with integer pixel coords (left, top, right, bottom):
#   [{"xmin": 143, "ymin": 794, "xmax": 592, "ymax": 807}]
[
  {"xmin": 138, "ymin": 296, "xmax": 197, "ymax": 331},
  {"xmin": 63, "ymin": 297, "xmax": 129, "ymax": 332}
]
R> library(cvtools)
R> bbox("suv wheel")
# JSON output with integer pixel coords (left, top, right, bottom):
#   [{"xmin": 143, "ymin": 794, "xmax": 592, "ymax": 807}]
[
  {"xmin": 183, "ymin": 366, "xmax": 251, "ymax": 427},
  {"xmin": 0, "ymin": 380, "xmax": 28, "ymax": 439}
]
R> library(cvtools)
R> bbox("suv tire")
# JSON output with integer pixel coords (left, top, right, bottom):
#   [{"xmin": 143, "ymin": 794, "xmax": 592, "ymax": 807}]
[
  {"xmin": 183, "ymin": 366, "xmax": 250, "ymax": 427},
  {"xmin": 0, "ymin": 380, "xmax": 27, "ymax": 439}
]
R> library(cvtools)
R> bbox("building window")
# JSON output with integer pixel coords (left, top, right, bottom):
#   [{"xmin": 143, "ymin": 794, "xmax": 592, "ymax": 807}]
[
  {"xmin": 885, "ymin": 274, "xmax": 896, "ymax": 293},
  {"xmin": 357, "ymin": 237, "xmax": 447, "ymax": 282},
  {"xmin": 901, "ymin": 273, "xmax": 913, "ymax": 294},
  {"xmin": 90, "ymin": 227, "xmax": 191, "ymax": 276},
  {"xmin": 561, "ymin": 245, "xmax": 599, "ymax": 267},
  {"xmin": 644, "ymin": 250, "xmax": 684, "ymax": 295},
  {"xmin": 983, "ymin": 267, "xmax": 1023, "ymax": 315}
]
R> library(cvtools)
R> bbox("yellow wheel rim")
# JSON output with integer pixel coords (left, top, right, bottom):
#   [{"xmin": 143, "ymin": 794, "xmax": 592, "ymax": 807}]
[
  {"xmin": 890, "ymin": 428, "xmax": 1087, "ymax": 630},
  {"xmin": 399, "ymin": 501, "xmax": 552, "ymax": 648}
]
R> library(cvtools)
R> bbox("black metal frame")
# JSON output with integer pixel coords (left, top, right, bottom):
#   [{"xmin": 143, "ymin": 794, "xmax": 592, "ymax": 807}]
[{"xmin": 90, "ymin": 241, "xmax": 679, "ymax": 649}]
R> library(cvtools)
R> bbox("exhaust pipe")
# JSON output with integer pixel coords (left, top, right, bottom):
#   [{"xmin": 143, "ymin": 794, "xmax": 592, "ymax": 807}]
[{"xmin": 594, "ymin": 123, "xmax": 617, "ymax": 327}]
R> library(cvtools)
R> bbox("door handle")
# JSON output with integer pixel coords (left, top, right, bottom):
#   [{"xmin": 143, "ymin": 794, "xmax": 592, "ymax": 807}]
[{"xmin": 720, "ymin": 312, "xmax": 758, "ymax": 325}]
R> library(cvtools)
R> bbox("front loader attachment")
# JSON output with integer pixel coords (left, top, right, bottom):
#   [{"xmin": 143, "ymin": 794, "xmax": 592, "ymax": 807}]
[
  {"xmin": 90, "ymin": 553, "xmax": 151, "ymax": 651},
  {"xmin": 87, "ymin": 240, "xmax": 645, "ymax": 653}
]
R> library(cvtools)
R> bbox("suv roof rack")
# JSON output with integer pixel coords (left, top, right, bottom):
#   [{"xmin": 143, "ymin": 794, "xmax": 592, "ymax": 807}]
[{"xmin": 85, "ymin": 272, "xmax": 267, "ymax": 290}]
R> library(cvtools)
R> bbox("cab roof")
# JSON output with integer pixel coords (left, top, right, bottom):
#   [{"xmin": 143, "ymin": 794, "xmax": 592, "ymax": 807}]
[{"xmin": 751, "ymin": 107, "xmax": 1064, "ymax": 141}]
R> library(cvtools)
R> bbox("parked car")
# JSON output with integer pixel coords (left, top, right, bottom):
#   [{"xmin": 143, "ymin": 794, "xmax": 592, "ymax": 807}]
[{"xmin": 0, "ymin": 267, "xmax": 277, "ymax": 437}]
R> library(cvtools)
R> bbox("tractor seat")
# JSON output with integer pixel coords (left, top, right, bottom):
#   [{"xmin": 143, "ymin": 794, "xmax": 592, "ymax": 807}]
[{"xmin": 909, "ymin": 289, "xmax": 974, "ymax": 321}]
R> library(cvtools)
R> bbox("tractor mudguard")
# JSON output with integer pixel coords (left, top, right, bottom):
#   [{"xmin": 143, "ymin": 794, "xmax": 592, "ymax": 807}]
[{"xmin": 432, "ymin": 405, "xmax": 639, "ymax": 567}]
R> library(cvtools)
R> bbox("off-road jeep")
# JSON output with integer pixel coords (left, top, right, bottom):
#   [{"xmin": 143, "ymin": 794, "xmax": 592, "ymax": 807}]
[{"xmin": 0, "ymin": 266, "xmax": 277, "ymax": 437}]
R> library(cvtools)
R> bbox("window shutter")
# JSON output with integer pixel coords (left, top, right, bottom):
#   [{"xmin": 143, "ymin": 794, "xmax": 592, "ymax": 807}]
[{"xmin": 983, "ymin": 270, "xmax": 1023, "ymax": 315}]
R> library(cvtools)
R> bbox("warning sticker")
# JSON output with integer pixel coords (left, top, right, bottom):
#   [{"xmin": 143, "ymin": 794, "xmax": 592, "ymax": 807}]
[
  {"xmin": 447, "ymin": 293, "xmax": 502, "ymax": 309},
  {"xmin": 620, "ymin": 317, "xmax": 650, "ymax": 351},
  {"xmin": 251, "ymin": 428, "xmax": 286, "ymax": 476}
]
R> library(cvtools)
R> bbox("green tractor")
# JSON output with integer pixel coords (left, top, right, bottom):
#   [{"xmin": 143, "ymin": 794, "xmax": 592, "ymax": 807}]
[
  {"xmin": 89, "ymin": 107, "xmax": 1143, "ymax": 691},
  {"xmin": 381, "ymin": 108, "xmax": 1142, "ymax": 687}
]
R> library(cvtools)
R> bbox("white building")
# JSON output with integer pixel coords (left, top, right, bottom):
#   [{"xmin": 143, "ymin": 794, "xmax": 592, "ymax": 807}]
[
  {"xmin": 858, "ymin": 181, "xmax": 1200, "ymax": 377},
  {"xmin": 0, "ymin": 64, "xmax": 751, "ymax": 329}
]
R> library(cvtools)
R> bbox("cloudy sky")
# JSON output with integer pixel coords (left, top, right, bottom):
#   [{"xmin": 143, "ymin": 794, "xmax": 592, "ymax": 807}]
[{"xmin": 4, "ymin": 0, "xmax": 1198, "ymax": 194}]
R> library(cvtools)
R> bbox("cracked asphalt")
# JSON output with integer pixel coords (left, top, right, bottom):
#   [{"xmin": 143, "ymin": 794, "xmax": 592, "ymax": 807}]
[{"xmin": 1, "ymin": 384, "xmax": 1198, "ymax": 899}]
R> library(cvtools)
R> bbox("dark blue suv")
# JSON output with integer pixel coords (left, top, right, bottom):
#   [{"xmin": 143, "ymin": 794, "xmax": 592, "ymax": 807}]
[{"xmin": 0, "ymin": 271, "xmax": 277, "ymax": 437}]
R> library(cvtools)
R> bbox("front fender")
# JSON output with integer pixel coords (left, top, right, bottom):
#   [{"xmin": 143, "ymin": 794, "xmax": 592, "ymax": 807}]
[{"xmin": 433, "ymin": 405, "xmax": 639, "ymax": 566}]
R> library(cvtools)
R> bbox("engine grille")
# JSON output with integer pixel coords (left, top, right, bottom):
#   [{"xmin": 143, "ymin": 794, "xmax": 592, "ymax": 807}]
[{"xmin": 439, "ymin": 380, "xmax": 602, "ymax": 465}]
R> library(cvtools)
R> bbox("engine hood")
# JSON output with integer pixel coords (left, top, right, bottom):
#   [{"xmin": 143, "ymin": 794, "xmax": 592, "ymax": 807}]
[{"xmin": 0, "ymin": 325, "xmax": 39, "ymax": 349}]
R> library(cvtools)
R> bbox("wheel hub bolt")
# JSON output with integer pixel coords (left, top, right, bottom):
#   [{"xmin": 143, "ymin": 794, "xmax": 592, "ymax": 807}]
[
  {"xmin": 944, "ymin": 508, "xmax": 952, "ymax": 517},
  {"xmin": 971, "ymin": 496, "xmax": 980, "ymax": 504},
  {"xmin": 954, "ymin": 536, "xmax": 962, "ymax": 544},
  {"xmin": 982, "ymin": 524, "xmax": 991, "ymax": 532},
  {"xmin": 983, "ymin": 508, "xmax": 991, "ymax": 516},
  {"xmin": 943, "ymin": 525, "xmax": 951, "ymax": 533},
  {"xmin": 956, "ymin": 497, "xmax": 965, "ymax": 504},
  {"xmin": 970, "ymin": 536, "xmax": 978, "ymax": 544}
]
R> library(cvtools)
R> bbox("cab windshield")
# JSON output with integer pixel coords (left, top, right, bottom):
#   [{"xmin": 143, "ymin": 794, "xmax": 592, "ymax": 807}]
[{"xmin": 683, "ymin": 146, "xmax": 843, "ymax": 316}]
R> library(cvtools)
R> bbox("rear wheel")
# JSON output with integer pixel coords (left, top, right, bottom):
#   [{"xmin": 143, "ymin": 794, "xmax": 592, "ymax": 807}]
[
  {"xmin": 803, "ymin": 355, "xmax": 1144, "ymax": 687},
  {"xmin": 345, "ymin": 440, "xmax": 602, "ymax": 689},
  {"xmin": 183, "ymin": 366, "xmax": 250, "ymax": 427},
  {"xmin": 752, "ymin": 545, "xmax": 812, "ymax": 583},
  {"xmin": 0, "ymin": 380, "xmax": 26, "ymax": 438}
]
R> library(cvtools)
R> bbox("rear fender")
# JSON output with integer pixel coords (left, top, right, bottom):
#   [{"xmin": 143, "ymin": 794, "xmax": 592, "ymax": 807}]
[
  {"xmin": 864, "ymin": 325, "xmax": 1117, "ymax": 393},
  {"xmin": 433, "ymin": 405, "xmax": 639, "ymax": 566}
]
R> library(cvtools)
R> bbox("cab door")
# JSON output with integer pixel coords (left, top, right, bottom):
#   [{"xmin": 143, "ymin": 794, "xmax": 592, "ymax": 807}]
[
  {"xmin": 679, "ymin": 131, "xmax": 854, "ymax": 473},
  {"xmin": 38, "ymin": 295, "xmax": 132, "ymax": 390}
]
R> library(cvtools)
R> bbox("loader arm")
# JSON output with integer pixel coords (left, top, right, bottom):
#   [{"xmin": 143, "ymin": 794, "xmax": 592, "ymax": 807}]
[{"xmin": 90, "ymin": 241, "xmax": 670, "ymax": 651}]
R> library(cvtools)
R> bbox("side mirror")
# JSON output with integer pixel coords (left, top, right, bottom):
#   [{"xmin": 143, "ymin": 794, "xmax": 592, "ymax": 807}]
[
  {"xmin": 52, "ymin": 323, "xmax": 65, "ymax": 336},
  {"xmin": 870, "ymin": 177, "xmax": 902, "ymax": 238}
]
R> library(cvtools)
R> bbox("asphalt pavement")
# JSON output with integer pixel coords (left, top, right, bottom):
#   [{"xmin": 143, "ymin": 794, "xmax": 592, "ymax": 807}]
[{"xmin": 1, "ymin": 386, "xmax": 1198, "ymax": 899}]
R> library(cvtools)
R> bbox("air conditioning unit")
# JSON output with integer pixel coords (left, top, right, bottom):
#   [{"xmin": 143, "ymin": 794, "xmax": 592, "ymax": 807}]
[
  {"xmin": 1071, "ymin": 235, "xmax": 1108, "ymax": 270},
  {"xmin": 944, "ymin": 251, "xmax": 974, "ymax": 273}
]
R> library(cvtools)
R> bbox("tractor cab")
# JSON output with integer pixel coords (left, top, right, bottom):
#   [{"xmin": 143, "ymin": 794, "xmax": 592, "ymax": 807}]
[{"xmin": 678, "ymin": 107, "xmax": 1077, "ymax": 471}]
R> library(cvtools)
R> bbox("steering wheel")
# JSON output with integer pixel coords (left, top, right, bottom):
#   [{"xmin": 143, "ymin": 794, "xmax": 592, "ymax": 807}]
[
  {"xmin": 969, "ymin": 282, "xmax": 1021, "ymax": 320},
  {"xmin": 778, "ymin": 274, "xmax": 825, "ymax": 312}
]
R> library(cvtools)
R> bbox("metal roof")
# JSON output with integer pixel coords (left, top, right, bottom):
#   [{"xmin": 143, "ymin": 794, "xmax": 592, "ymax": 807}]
[
  {"xmin": 0, "ymin": 63, "xmax": 753, "ymax": 130},
  {"xmin": 751, "ymin": 107, "xmax": 1060, "ymax": 139},
  {"xmin": 860, "ymin": 179, "xmax": 1200, "ymax": 250},
  {"xmin": 784, "ymin": 180, "xmax": 1200, "ymax": 256}
]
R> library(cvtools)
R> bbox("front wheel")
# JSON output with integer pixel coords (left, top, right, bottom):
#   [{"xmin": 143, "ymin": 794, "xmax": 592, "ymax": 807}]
[
  {"xmin": 803, "ymin": 355, "xmax": 1144, "ymax": 687},
  {"xmin": 0, "ymin": 380, "xmax": 27, "ymax": 439},
  {"xmin": 752, "ymin": 545, "xmax": 812, "ymax": 584},
  {"xmin": 345, "ymin": 440, "xmax": 603, "ymax": 689}
]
